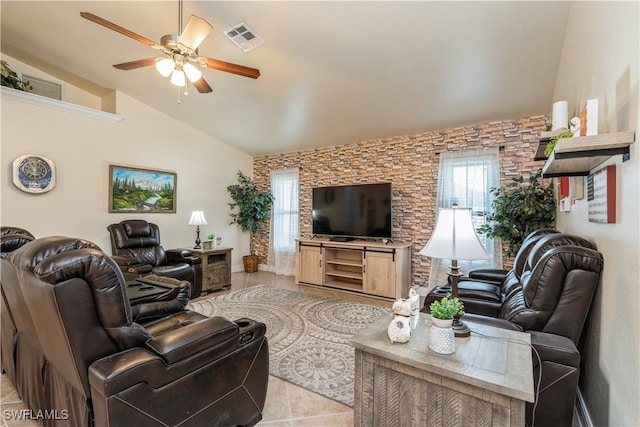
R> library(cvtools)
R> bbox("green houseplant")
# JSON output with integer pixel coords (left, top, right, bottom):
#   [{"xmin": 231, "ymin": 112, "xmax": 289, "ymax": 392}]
[
  {"xmin": 227, "ymin": 171, "xmax": 275, "ymax": 272},
  {"xmin": 478, "ymin": 169, "xmax": 555, "ymax": 257},
  {"xmin": 544, "ymin": 130, "xmax": 574, "ymax": 158},
  {"xmin": 429, "ymin": 295, "xmax": 464, "ymax": 321},
  {"xmin": 1, "ymin": 60, "xmax": 32, "ymax": 91}
]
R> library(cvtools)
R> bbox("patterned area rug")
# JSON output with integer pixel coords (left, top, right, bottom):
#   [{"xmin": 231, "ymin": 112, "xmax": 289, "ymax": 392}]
[{"xmin": 188, "ymin": 285, "xmax": 391, "ymax": 407}]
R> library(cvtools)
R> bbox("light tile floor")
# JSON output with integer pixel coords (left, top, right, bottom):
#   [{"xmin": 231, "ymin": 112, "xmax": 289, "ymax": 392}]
[{"xmin": 1, "ymin": 271, "xmax": 394, "ymax": 427}]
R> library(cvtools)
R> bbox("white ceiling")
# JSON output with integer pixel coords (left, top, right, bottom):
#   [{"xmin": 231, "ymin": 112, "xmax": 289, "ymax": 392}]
[{"xmin": 1, "ymin": 1, "xmax": 570, "ymax": 156}]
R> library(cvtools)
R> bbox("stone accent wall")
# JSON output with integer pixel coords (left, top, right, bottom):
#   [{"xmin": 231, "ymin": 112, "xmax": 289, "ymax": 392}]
[{"xmin": 253, "ymin": 115, "xmax": 550, "ymax": 285}]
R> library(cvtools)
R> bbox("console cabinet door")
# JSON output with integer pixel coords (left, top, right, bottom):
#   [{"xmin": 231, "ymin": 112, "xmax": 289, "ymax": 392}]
[
  {"xmin": 296, "ymin": 244, "xmax": 323, "ymax": 285},
  {"xmin": 363, "ymin": 251, "xmax": 396, "ymax": 298}
]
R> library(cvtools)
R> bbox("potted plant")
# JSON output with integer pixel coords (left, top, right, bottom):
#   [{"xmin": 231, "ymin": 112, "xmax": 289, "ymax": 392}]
[
  {"xmin": 544, "ymin": 130, "xmax": 574, "ymax": 158},
  {"xmin": 203, "ymin": 233, "xmax": 215, "ymax": 250},
  {"xmin": 227, "ymin": 171, "xmax": 275, "ymax": 272},
  {"xmin": 1, "ymin": 60, "xmax": 32, "ymax": 91},
  {"xmin": 428, "ymin": 295, "xmax": 463, "ymax": 354},
  {"xmin": 429, "ymin": 295, "xmax": 464, "ymax": 327},
  {"xmin": 478, "ymin": 169, "xmax": 556, "ymax": 258}
]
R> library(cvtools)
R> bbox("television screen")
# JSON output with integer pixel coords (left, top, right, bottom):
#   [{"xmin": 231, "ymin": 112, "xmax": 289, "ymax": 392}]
[{"xmin": 312, "ymin": 183, "xmax": 392, "ymax": 239}]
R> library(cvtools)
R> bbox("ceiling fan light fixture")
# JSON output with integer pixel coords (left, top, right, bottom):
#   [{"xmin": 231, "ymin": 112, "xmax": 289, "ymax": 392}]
[
  {"xmin": 156, "ymin": 58, "xmax": 175, "ymax": 77},
  {"xmin": 179, "ymin": 15, "xmax": 213, "ymax": 51},
  {"xmin": 170, "ymin": 69, "xmax": 186, "ymax": 87},
  {"xmin": 183, "ymin": 62, "xmax": 202, "ymax": 82}
]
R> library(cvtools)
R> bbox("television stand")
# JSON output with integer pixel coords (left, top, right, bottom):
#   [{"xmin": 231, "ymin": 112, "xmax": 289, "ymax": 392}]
[
  {"xmin": 295, "ymin": 239, "xmax": 411, "ymax": 299},
  {"xmin": 330, "ymin": 236, "xmax": 355, "ymax": 242}
]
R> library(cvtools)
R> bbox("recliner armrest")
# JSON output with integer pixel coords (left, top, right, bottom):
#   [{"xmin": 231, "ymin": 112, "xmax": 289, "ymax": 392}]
[
  {"xmin": 146, "ymin": 316, "xmax": 238, "ymax": 364},
  {"xmin": 466, "ymin": 268, "xmax": 508, "ymax": 285},
  {"xmin": 166, "ymin": 249, "xmax": 201, "ymax": 265},
  {"xmin": 528, "ymin": 331, "xmax": 580, "ymax": 368},
  {"xmin": 111, "ymin": 255, "xmax": 153, "ymax": 272}
]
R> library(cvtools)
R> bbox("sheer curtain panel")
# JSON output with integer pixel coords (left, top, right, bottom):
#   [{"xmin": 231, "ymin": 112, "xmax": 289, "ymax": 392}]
[
  {"xmin": 268, "ymin": 168, "xmax": 300, "ymax": 275},
  {"xmin": 428, "ymin": 147, "xmax": 501, "ymax": 289}
]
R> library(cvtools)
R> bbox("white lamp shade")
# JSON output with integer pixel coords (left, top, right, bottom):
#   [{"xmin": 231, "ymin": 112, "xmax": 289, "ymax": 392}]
[
  {"xmin": 170, "ymin": 69, "xmax": 186, "ymax": 87},
  {"xmin": 183, "ymin": 62, "xmax": 202, "ymax": 82},
  {"xmin": 420, "ymin": 207, "xmax": 490, "ymax": 261},
  {"xmin": 188, "ymin": 210, "xmax": 208, "ymax": 226},
  {"xmin": 155, "ymin": 58, "xmax": 175, "ymax": 77}
]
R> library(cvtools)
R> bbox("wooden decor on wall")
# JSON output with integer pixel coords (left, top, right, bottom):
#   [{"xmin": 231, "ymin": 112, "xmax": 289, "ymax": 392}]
[{"xmin": 587, "ymin": 165, "xmax": 616, "ymax": 223}]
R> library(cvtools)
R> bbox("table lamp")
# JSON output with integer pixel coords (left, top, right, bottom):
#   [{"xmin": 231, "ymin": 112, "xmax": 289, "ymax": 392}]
[
  {"xmin": 188, "ymin": 210, "xmax": 208, "ymax": 249},
  {"xmin": 420, "ymin": 204, "xmax": 490, "ymax": 337}
]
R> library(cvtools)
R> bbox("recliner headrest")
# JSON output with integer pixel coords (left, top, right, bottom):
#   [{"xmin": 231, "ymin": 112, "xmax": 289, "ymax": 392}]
[
  {"xmin": 123, "ymin": 220, "xmax": 152, "ymax": 238},
  {"xmin": 1, "ymin": 226, "xmax": 35, "ymax": 239},
  {"xmin": 527, "ymin": 233, "xmax": 596, "ymax": 270},
  {"xmin": 9, "ymin": 236, "xmax": 101, "ymax": 270}
]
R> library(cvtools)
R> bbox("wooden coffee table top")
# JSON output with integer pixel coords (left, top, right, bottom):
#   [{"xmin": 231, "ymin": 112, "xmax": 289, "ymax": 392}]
[{"xmin": 350, "ymin": 312, "xmax": 535, "ymax": 403}]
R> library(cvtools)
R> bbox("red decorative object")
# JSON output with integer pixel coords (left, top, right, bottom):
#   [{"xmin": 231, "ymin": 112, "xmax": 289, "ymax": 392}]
[{"xmin": 559, "ymin": 177, "xmax": 570, "ymax": 198}]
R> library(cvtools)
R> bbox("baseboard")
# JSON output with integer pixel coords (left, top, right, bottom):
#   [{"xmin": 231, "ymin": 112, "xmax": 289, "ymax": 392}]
[{"xmin": 575, "ymin": 389, "xmax": 594, "ymax": 427}]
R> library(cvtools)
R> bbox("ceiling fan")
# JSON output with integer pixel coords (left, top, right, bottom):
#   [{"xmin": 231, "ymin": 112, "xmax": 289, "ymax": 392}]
[{"xmin": 80, "ymin": 2, "xmax": 260, "ymax": 94}]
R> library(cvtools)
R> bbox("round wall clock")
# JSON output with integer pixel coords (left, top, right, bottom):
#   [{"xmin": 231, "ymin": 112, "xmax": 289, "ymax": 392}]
[{"xmin": 13, "ymin": 154, "xmax": 56, "ymax": 194}]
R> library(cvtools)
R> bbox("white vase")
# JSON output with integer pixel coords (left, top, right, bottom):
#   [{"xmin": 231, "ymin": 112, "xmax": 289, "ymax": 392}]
[{"xmin": 429, "ymin": 318, "xmax": 455, "ymax": 354}]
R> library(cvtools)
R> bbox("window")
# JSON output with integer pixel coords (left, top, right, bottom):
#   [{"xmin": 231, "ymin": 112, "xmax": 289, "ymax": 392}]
[
  {"xmin": 428, "ymin": 147, "xmax": 501, "ymax": 288},
  {"xmin": 268, "ymin": 168, "xmax": 300, "ymax": 275}
]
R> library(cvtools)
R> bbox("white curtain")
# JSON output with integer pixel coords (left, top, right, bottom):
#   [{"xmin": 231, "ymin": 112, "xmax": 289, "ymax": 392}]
[
  {"xmin": 268, "ymin": 168, "xmax": 300, "ymax": 275},
  {"xmin": 428, "ymin": 147, "xmax": 502, "ymax": 289}
]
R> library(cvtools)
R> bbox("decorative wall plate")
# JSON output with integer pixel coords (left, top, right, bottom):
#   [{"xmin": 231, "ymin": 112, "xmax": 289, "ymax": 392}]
[{"xmin": 13, "ymin": 154, "xmax": 56, "ymax": 194}]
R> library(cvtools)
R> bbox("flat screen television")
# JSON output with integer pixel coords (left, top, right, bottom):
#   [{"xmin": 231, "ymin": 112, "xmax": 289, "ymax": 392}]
[{"xmin": 312, "ymin": 182, "xmax": 392, "ymax": 240}]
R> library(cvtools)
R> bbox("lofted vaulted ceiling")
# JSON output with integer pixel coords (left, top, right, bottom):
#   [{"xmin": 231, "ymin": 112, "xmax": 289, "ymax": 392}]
[{"xmin": 1, "ymin": 1, "xmax": 570, "ymax": 156}]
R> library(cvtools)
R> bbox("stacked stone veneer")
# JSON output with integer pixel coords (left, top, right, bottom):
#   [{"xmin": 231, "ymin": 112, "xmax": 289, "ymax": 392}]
[{"xmin": 253, "ymin": 115, "xmax": 550, "ymax": 285}]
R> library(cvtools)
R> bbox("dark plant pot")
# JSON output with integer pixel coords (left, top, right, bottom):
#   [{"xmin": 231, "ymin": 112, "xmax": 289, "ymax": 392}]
[{"xmin": 243, "ymin": 255, "xmax": 259, "ymax": 273}]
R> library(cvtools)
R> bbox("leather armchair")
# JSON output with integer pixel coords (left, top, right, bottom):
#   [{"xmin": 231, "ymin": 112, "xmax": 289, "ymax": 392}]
[
  {"xmin": 423, "ymin": 237, "xmax": 604, "ymax": 427},
  {"xmin": 9, "ymin": 236, "xmax": 269, "ymax": 427},
  {"xmin": 107, "ymin": 220, "xmax": 203, "ymax": 297}
]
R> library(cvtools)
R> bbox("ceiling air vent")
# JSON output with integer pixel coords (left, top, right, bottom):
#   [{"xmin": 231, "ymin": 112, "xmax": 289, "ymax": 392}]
[{"xmin": 223, "ymin": 22, "xmax": 265, "ymax": 53}]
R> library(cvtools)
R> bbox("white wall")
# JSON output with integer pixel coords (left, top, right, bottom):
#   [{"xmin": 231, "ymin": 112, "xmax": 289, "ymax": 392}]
[
  {"xmin": 552, "ymin": 2, "xmax": 639, "ymax": 426},
  {"xmin": 1, "ymin": 55, "xmax": 253, "ymax": 271}
]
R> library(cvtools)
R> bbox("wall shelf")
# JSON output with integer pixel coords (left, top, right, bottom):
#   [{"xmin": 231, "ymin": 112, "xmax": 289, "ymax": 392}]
[
  {"xmin": 541, "ymin": 131, "xmax": 635, "ymax": 178},
  {"xmin": 1, "ymin": 86, "xmax": 123, "ymax": 123}
]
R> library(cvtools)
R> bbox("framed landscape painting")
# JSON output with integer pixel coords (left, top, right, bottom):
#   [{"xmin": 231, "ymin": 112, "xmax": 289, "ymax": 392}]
[{"xmin": 109, "ymin": 165, "xmax": 177, "ymax": 213}]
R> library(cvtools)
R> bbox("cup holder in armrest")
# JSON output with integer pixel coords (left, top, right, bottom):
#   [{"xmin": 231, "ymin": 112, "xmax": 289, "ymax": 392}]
[{"xmin": 235, "ymin": 320, "xmax": 254, "ymax": 328}]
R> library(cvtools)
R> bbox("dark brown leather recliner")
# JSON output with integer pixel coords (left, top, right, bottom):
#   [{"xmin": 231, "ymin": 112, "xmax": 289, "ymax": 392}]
[
  {"xmin": 1, "ymin": 226, "xmax": 45, "ymax": 414},
  {"xmin": 423, "ymin": 235, "xmax": 604, "ymax": 427},
  {"xmin": 9, "ymin": 236, "xmax": 269, "ymax": 427},
  {"xmin": 423, "ymin": 230, "xmax": 598, "ymax": 318},
  {"xmin": 107, "ymin": 220, "xmax": 203, "ymax": 297}
]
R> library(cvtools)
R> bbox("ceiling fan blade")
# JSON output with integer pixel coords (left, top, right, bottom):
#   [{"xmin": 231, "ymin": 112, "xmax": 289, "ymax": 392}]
[
  {"xmin": 80, "ymin": 12, "xmax": 161, "ymax": 49},
  {"xmin": 179, "ymin": 15, "xmax": 213, "ymax": 50},
  {"xmin": 203, "ymin": 58, "xmax": 260, "ymax": 79},
  {"xmin": 192, "ymin": 77, "xmax": 213, "ymax": 93},
  {"xmin": 113, "ymin": 58, "xmax": 158, "ymax": 70}
]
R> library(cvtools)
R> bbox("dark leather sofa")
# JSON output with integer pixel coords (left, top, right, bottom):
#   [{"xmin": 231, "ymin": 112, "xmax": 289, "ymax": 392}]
[
  {"xmin": 107, "ymin": 220, "xmax": 203, "ymax": 297},
  {"xmin": 4, "ymin": 235, "xmax": 269, "ymax": 427},
  {"xmin": 423, "ymin": 232, "xmax": 604, "ymax": 427}
]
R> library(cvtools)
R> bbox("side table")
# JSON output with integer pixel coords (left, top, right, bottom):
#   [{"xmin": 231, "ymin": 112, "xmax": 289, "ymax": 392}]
[
  {"xmin": 350, "ymin": 313, "xmax": 534, "ymax": 426},
  {"xmin": 187, "ymin": 247, "xmax": 232, "ymax": 293}
]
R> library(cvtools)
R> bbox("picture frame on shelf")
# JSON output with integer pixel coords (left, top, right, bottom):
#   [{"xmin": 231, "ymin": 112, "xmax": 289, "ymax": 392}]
[{"xmin": 109, "ymin": 165, "xmax": 177, "ymax": 213}]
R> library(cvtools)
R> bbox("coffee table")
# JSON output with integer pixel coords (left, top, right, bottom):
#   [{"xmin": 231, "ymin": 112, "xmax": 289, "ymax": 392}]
[{"xmin": 350, "ymin": 313, "xmax": 534, "ymax": 426}]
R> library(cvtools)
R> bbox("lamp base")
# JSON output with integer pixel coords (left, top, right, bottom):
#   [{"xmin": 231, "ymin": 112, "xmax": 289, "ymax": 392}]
[
  {"xmin": 449, "ymin": 260, "xmax": 470, "ymax": 338},
  {"xmin": 452, "ymin": 318, "xmax": 471, "ymax": 337}
]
